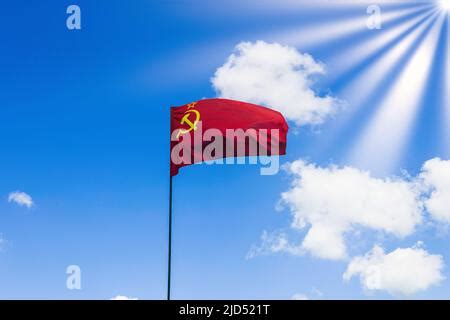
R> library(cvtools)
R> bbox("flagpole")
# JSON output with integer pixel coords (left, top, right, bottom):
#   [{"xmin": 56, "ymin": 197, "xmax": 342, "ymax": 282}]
[
  {"xmin": 167, "ymin": 175, "xmax": 173, "ymax": 300},
  {"xmin": 168, "ymin": 108, "xmax": 173, "ymax": 301}
]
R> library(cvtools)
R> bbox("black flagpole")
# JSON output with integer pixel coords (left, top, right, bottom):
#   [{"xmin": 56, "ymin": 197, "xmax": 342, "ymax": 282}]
[
  {"xmin": 168, "ymin": 106, "xmax": 173, "ymax": 301},
  {"xmin": 167, "ymin": 174, "xmax": 173, "ymax": 300}
]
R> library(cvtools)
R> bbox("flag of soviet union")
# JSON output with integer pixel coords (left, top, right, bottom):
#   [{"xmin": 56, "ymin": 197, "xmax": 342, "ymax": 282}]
[{"xmin": 170, "ymin": 98, "xmax": 288, "ymax": 176}]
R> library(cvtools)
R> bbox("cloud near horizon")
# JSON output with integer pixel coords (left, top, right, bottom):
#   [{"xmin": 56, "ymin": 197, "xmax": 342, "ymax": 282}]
[
  {"xmin": 249, "ymin": 157, "xmax": 450, "ymax": 296},
  {"xmin": 420, "ymin": 158, "xmax": 450, "ymax": 224},
  {"xmin": 344, "ymin": 243, "xmax": 444, "ymax": 296},
  {"xmin": 111, "ymin": 295, "xmax": 138, "ymax": 300},
  {"xmin": 291, "ymin": 293, "xmax": 309, "ymax": 300},
  {"xmin": 280, "ymin": 160, "xmax": 423, "ymax": 260}
]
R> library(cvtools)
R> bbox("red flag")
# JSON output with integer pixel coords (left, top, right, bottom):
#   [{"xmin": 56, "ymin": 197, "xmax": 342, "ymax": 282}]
[{"xmin": 170, "ymin": 98, "xmax": 288, "ymax": 176}]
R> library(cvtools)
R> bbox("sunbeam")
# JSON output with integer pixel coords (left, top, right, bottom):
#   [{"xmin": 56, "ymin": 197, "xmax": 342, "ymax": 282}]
[
  {"xmin": 339, "ymin": 10, "xmax": 439, "ymax": 108},
  {"xmin": 274, "ymin": 5, "xmax": 431, "ymax": 50},
  {"xmin": 308, "ymin": 10, "xmax": 440, "ymax": 159},
  {"xmin": 346, "ymin": 13, "xmax": 447, "ymax": 174},
  {"xmin": 439, "ymin": 0, "xmax": 450, "ymax": 11},
  {"xmin": 445, "ymin": 16, "xmax": 450, "ymax": 155},
  {"xmin": 328, "ymin": 8, "xmax": 438, "ymax": 79},
  {"xmin": 245, "ymin": 0, "xmax": 434, "ymax": 11}
]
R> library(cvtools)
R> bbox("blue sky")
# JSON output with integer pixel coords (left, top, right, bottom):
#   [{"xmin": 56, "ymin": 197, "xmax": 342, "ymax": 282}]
[{"xmin": 0, "ymin": 0, "xmax": 449, "ymax": 299}]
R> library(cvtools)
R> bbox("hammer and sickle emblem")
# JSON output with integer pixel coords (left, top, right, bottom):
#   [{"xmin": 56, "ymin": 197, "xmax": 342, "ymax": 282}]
[
  {"xmin": 187, "ymin": 102, "xmax": 197, "ymax": 109},
  {"xmin": 176, "ymin": 109, "xmax": 201, "ymax": 138}
]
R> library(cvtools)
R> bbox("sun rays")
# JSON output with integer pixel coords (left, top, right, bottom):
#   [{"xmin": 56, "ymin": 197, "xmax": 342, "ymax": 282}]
[
  {"xmin": 341, "ymin": 3, "xmax": 448, "ymax": 173},
  {"xmin": 445, "ymin": 13, "xmax": 450, "ymax": 156},
  {"xmin": 274, "ymin": 4, "xmax": 433, "ymax": 51},
  {"xmin": 440, "ymin": 0, "xmax": 450, "ymax": 11},
  {"xmin": 273, "ymin": 0, "xmax": 449, "ymax": 174},
  {"xmin": 347, "ymin": 12, "xmax": 446, "ymax": 173},
  {"xmin": 156, "ymin": 0, "xmax": 448, "ymax": 173}
]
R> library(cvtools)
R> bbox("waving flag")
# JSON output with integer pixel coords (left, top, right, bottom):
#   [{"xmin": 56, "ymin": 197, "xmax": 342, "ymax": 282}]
[{"xmin": 170, "ymin": 98, "xmax": 288, "ymax": 176}]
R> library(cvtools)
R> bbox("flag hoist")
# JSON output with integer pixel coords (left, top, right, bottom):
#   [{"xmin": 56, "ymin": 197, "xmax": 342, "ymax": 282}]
[{"xmin": 167, "ymin": 98, "xmax": 288, "ymax": 300}]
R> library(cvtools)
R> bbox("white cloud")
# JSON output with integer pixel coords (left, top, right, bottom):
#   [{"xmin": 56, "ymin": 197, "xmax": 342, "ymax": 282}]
[
  {"xmin": 248, "ymin": 158, "xmax": 450, "ymax": 296},
  {"xmin": 246, "ymin": 230, "xmax": 301, "ymax": 259},
  {"xmin": 0, "ymin": 235, "xmax": 6, "ymax": 251},
  {"xmin": 280, "ymin": 160, "xmax": 423, "ymax": 260},
  {"xmin": 292, "ymin": 293, "xmax": 309, "ymax": 300},
  {"xmin": 420, "ymin": 158, "xmax": 450, "ymax": 223},
  {"xmin": 111, "ymin": 295, "xmax": 138, "ymax": 300},
  {"xmin": 344, "ymin": 244, "xmax": 444, "ymax": 296},
  {"xmin": 8, "ymin": 191, "xmax": 33, "ymax": 208},
  {"xmin": 311, "ymin": 287, "xmax": 324, "ymax": 297},
  {"xmin": 211, "ymin": 41, "xmax": 341, "ymax": 126}
]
